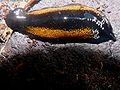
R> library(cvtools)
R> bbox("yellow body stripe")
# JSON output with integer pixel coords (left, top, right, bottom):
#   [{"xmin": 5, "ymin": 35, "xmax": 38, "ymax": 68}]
[
  {"xmin": 25, "ymin": 27, "xmax": 93, "ymax": 39},
  {"xmin": 27, "ymin": 5, "xmax": 101, "ymax": 15}
]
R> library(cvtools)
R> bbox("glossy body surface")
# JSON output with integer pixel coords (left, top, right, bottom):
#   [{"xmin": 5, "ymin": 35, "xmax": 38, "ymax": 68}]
[{"xmin": 5, "ymin": 4, "xmax": 116, "ymax": 44}]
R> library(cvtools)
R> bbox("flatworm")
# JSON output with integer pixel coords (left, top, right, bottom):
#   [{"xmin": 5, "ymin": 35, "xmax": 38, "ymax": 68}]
[{"xmin": 5, "ymin": 4, "xmax": 116, "ymax": 44}]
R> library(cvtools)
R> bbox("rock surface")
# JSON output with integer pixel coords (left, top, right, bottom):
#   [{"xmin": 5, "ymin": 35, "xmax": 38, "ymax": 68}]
[{"xmin": 2, "ymin": 0, "xmax": 120, "ymax": 59}]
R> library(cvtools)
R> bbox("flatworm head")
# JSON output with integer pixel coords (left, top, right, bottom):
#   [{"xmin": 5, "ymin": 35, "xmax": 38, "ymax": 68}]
[{"xmin": 5, "ymin": 4, "xmax": 116, "ymax": 44}]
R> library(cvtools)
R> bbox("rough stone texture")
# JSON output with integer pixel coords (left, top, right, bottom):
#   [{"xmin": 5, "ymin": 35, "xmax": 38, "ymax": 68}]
[
  {"xmin": 0, "ymin": 0, "xmax": 120, "ymax": 90},
  {"xmin": 2, "ymin": 0, "xmax": 120, "ymax": 59}
]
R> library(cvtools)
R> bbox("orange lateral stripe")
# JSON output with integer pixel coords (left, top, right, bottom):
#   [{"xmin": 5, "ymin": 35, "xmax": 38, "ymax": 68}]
[
  {"xmin": 25, "ymin": 27, "xmax": 93, "ymax": 39},
  {"xmin": 27, "ymin": 5, "xmax": 101, "ymax": 16}
]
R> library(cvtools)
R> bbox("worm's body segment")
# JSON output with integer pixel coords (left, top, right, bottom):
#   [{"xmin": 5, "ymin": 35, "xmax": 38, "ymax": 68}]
[{"xmin": 5, "ymin": 4, "xmax": 116, "ymax": 44}]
